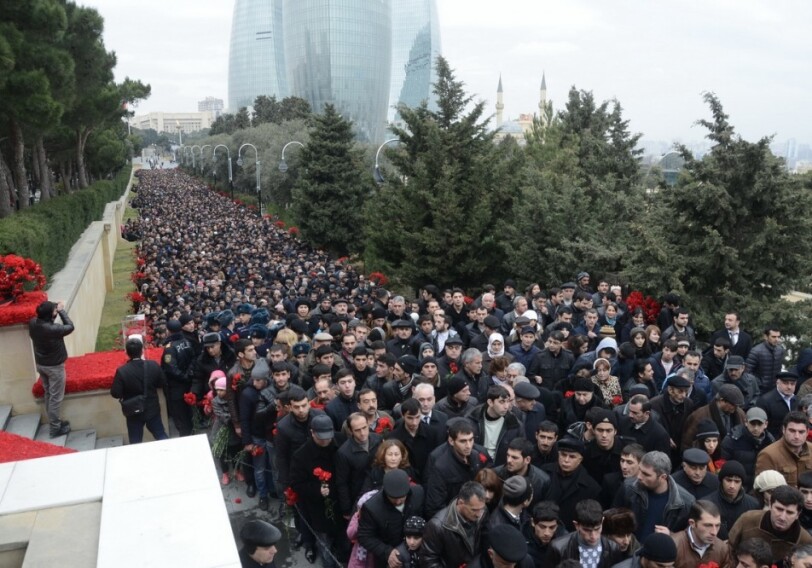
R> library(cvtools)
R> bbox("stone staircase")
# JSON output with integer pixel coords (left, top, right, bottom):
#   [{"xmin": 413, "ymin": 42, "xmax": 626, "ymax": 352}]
[{"xmin": 0, "ymin": 404, "xmax": 124, "ymax": 451}]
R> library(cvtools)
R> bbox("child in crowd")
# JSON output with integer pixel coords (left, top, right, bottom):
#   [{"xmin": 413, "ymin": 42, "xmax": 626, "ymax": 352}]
[
  {"xmin": 209, "ymin": 370, "xmax": 243, "ymax": 485},
  {"xmin": 395, "ymin": 516, "xmax": 425, "ymax": 568}
]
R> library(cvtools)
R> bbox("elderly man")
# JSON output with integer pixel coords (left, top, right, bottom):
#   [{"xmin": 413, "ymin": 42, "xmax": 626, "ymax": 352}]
[
  {"xmin": 757, "ymin": 370, "xmax": 799, "ymax": 439},
  {"xmin": 672, "ymin": 448, "xmax": 719, "ymax": 500},
  {"xmin": 421, "ymin": 482, "xmax": 489, "ymax": 568},
  {"xmin": 755, "ymin": 411, "xmax": 812, "ymax": 488},
  {"xmin": 711, "ymin": 355, "xmax": 760, "ymax": 409},
  {"xmin": 542, "ymin": 437, "xmax": 602, "ymax": 529},
  {"xmin": 681, "ymin": 384, "xmax": 747, "ymax": 451}
]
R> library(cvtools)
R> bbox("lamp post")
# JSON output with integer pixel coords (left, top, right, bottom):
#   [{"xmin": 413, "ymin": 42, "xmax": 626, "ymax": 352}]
[
  {"xmin": 201, "ymin": 145, "xmax": 212, "ymax": 183},
  {"xmin": 278, "ymin": 141, "xmax": 305, "ymax": 173},
  {"xmin": 191, "ymin": 145, "xmax": 201, "ymax": 174},
  {"xmin": 373, "ymin": 138, "xmax": 402, "ymax": 185},
  {"xmin": 238, "ymin": 143, "xmax": 261, "ymax": 217},
  {"xmin": 214, "ymin": 144, "xmax": 233, "ymax": 199}
]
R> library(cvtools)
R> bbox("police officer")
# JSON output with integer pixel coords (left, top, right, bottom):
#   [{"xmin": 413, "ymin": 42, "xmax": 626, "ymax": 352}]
[{"xmin": 161, "ymin": 318, "xmax": 197, "ymax": 436}]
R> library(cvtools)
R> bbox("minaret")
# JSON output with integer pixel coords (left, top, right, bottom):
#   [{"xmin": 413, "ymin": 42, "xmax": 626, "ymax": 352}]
[
  {"xmin": 539, "ymin": 71, "xmax": 547, "ymax": 125},
  {"xmin": 496, "ymin": 74, "xmax": 504, "ymax": 129}
]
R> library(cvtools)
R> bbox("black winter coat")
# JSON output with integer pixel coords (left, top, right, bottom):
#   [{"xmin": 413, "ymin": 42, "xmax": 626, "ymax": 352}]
[
  {"xmin": 29, "ymin": 310, "xmax": 74, "ymax": 366},
  {"xmin": 528, "ymin": 349, "xmax": 574, "ymax": 388},
  {"xmin": 720, "ymin": 424, "xmax": 775, "ymax": 489},
  {"xmin": 493, "ymin": 464, "xmax": 551, "ymax": 508},
  {"xmin": 161, "ymin": 333, "xmax": 196, "ymax": 397},
  {"xmin": 192, "ymin": 343, "xmax": 236, "ymax": 397},
  {"xmin": 275, "ymin": 409, "xmax": 328, "ymax": 490},
  {"xmin": 110, "ymin": 359, "xmax": 166, "ymax": 420},
  {"xmin": 706, "ymin": 488, "xmax": 760, "ymax": 540},
  {"xmin": 541, "ymin": 463, "xmax": 602, "ymax": 529},
  {"xmin": 290, "ymin": 437, "xmax": 341, "ymax": 534},
  {"xmin": 546, "ymin": 533, "xmax": 623, "ymax": 567},
  {"xmin": 387, "ymin": 421, "xmax": 439, "ymax": 482},
  {"xmin": 357, "ymin": 485, "xmax": 425, "ymax": 568},
  {"xmin": 421, "ymin": 502, "xmax": 486, "ymax": 568},
  {"xmin": 424, "ymin": 443, "xmax": 490, "ymax": 519},
  {"xmin": 335, "ymin": 434, "xmax": 381, "ymax": 516},
  {"xmin": 756, "ymin": 388, "xmax": 797, "ymax": 440}
]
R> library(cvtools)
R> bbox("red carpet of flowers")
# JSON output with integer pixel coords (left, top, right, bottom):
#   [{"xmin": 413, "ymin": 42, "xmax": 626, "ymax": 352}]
[
  {"xmin": 0, "ymin": 291, "xmax": 48, "ymax": 327},
  {"xmin": 0, "ymin": 430, "xmax": 77, "ymax": 464},
  {"xmin": 31, "ymin": 347, "xmax": 163, "ymax": 398}
]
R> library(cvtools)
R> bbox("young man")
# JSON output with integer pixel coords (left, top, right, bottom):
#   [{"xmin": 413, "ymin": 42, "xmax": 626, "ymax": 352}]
[
  {"xmin": 531, "ymin": 420, "xmax": 559, "ymax": 468},
  {"xmin": 467, "ymin": 385, "xmax": 524, "ymax": 466},
  {"xmin": 721, "ymin": 406, "xmax": 775, "ymax": 490},
  {"xmin": 541, "ymin": 437, "xmax": 602, "ymax": 530},
  {"xmin": 494, "ymin": 438, "xmax": 551, "ymax": 509},
  {"xmin": 671, "ymin": 500, "xmax": 732, "ymax": 568},
  {"xmin": 733, "ymin": 538, "xmax": 774, "ymax": 568},
  {"xmin": 728, "ymin": 485, "xmax": 812, "ymax": 562},
  {"xmin": 546, "ymin": 499, "xmax": 624, "ymax": 567},
  {"xmin": 705, "ymin": 460, "xmax": 760, "ymax": 540},
  {"xmin": 755, "ymin": 410, "xmax": 812, "ymax": 488}
]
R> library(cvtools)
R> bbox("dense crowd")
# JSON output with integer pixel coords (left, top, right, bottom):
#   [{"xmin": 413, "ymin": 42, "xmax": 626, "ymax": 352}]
[{"xmin": 129, "ymin": 170, "xmax": 812, "ymax": 568}]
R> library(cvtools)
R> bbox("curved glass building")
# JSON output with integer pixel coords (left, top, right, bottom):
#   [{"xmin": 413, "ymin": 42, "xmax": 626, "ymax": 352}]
[
  {"xmin": 389, "ymin": 0, "xmax": 442, "ymax": 125},
  {"xmin": 228, "ymin": 0, "xmax": 439, "ymax": 142},
  {"xmin": 228, "ymin": 0, "xmax": 288, "ymax": 111}
]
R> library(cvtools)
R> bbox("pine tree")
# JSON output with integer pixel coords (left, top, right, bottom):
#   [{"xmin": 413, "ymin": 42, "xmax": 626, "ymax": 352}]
[
  {"xmin": 624, "ymin": 93, "xmax": 812, "ymax": 333},
  {"xmin": 363, "ymin": 56, "xmax": 510, "ymax": 289},
  {"xmin": 291, "ymin": 104, "xmax": 370, "ymax": 256}
]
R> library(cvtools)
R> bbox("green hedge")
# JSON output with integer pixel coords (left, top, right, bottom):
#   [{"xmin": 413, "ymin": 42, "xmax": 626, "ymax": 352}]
[{"xmin": 0, "ymin": 166, "xmax": 132, "ymax": 279}]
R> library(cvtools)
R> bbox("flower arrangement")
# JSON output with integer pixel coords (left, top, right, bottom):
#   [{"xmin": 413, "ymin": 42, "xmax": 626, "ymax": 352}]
[
  {"xmin": 0, "ymin": 430, "xmax": 77, "ymax": 464},
  {"xmin": 625, "ymin": 290, "xmax": 661, "ymax": 325},
  {"xmin": 0, "ymin": 254, "xmax": 46, "ymax": 303},
  {"xmin": 374, "ymin": 416, "xmax": 393, "ymax": 435},
  {"xmin": 127, "ymin": 291, "xmax": 145, "ymax": 304},
  {"xmin": 0, "ymin": 290, "xmax": 47, "ymax": 327},
  {"xmin": 314, "ymin": 467, "xmax": 335, "ymax": 520},
  {"xmin": 368, "ymin": 272, "xmax": 389, "ymax": 287}
]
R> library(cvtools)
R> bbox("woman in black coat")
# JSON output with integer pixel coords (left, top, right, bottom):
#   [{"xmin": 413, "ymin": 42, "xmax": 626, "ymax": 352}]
[{"xmin": 110, "ymin": 337, "xmax": 169, "ymax": 444}]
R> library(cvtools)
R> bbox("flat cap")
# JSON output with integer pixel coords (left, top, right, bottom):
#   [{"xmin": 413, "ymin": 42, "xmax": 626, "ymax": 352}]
[
  {"xmin": 717, "ymin": 384, "xmax": 744, "ymax": 406},
  {"xmin": 683, "ymin": 447, "xmax": 710, "ymax": 466},
  {"xmin": 488, "ymin": 525, "xmax": 528, "ymax": 563},
  {"xmin": 514, "ymin": 382, "xmax": 540, "ymax": 400}
]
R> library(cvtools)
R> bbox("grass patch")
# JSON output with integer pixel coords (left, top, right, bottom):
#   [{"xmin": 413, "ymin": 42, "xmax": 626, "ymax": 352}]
[{"xmin": 95, "ymin": 194, "xmax": 139, "ymax": 351}]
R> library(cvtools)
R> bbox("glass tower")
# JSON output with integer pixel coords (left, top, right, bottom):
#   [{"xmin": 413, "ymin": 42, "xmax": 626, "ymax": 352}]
[
  {"xmin": 389, "ymin": 0, "xmax": 442, "ymax": 125},
  {"xmin": 228, "ymin": 0, "xmax": 288, "ymax": 111},
  {"xmin": 228, "ymin": 0, "xmax": 439, "ymax": 142}
]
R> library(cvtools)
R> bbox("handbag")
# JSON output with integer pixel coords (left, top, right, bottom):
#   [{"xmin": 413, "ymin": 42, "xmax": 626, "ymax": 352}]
[{"xmin": 120, "ymin": 359, "xmax": 148, "ymax": 418}]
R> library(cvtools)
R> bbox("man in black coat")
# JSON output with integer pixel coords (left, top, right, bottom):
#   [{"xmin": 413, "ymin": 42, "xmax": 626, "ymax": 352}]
[
  {"xmin": 705, "ymin": 460, "xmax": 760, "ymax": 539},
  {"xmin": 708, "ymin": 312, "xmax": 753, "ymax": 359},
  {"xmin": 388, "ymin": 398, "xmax": 438, "ymax": 482},
  {"xmin": 493, "ymin": 438, "xmax": 551, "ymax": 508},
  {"xmin": 648, "ymin": 375, "xmax": 695, "ymax": 463},
  {"xmin": 466, "ymin": 385, "xmax": 525, "ymax": 466},
  {"xmin": 161, "ymin": 318, "xmax": 197, "ymax": 437},
  {"xmin": 527, "ymin": 331, "xmax": 574, "ymax": 389},
  {"xmin": 618, "ymin": 394, "xmax": 672, "ymax": 455},
  {"xmin": 29, "ymin": 300, "xmax": 75, "ymax": 437},
  {"xmin": 720, "ymin": 407, "xmax": 775, "ymax": 490},
  {"xmin": 671, "ymin": 448, "xmax": 719, "ymax": 499},
  {"xmin": 424, "ymin": 419, "xmax": 490, "ymax": 519},
  {"xmin": 325, "ymin": 369, "xmax": 358, "ymax": 430},
  {"xmin": 290, "ymin": 414, "xmax": 343, "ymax": 563},
  {"xmin": 541, "ymin": 437, "xmax": 602, "ymax": 530},
  {"xmin": 756, "ymin": 371, "xmax": 799, "ymax": 440},
  {"xmin": 357, "ymin": 469, "xmax": 425, "ymax": 568},
  {"xmin": 110, "ymin": 336, "xmax": 169, "ymax": 444},
  {"xmin": 192, "ymin": 332, "xmax": 236, "ymax": 397},
  {"xmin": 380, "ymin": 355, "xmax": 417, "ymax": 411},
  {"xmin": 545, "ymin": 499, "xmax": 624, "ymax": 567},
  {"xmin": 335, "ymin": 413, "xmax": 381, "ymax": 518}
]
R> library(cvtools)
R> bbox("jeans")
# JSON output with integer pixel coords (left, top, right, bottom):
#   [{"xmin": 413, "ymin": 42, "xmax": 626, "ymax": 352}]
[
  {"xmin": 37, "ymin": 363, "xmax": 66, "ymax": 429},
  {"xmin": 251, "ymin": 437, "xmax": 279, "ymax": 498},
  {"xmin": 126, "ymin": 413, "xmax": 169, "ymax": 444}
]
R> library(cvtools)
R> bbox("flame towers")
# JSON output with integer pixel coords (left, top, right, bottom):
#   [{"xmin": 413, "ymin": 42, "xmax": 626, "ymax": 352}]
[{"xmin": 228, "ymin": 0, "xmax": 441, "ymax": 142}]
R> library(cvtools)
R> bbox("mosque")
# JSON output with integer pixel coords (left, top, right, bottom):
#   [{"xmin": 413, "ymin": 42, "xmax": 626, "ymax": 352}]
[{"xmin": 493, "ymin": 73, "xmax": 550, "ymax": 144}]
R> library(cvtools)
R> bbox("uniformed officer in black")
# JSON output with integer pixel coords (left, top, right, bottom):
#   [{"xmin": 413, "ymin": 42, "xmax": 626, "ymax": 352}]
[{"xmin": 161, "ymin": 318, "xmax": 197, "ymax": 436}]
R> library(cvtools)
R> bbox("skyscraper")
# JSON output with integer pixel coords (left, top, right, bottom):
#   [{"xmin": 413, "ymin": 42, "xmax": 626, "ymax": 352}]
[{"xmin": 227, "ymin": 0, "xmax": 440, "ymax": 142}]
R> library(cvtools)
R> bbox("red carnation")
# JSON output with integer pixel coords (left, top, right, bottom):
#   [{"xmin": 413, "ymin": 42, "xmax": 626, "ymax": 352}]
[
  {"xmin": 449, "ymin": 362, "xmax": 459, "ymax": 375},
  {"xmin": 374, "ymin": 417, "xmax": 393, "ymax": 435},
  {"xmin": 611, "ymin": 395, "xmax": 623, "ymax": 406},
  {"xmin": 183, "ymin": 392, "xmax": 197, "ymax": 406},
  {"xmin": 234, "ymin": 498, "xmax": 242, "ymax": 504},
  {"xmin": 565, "ymin": 390, "xmax": 575, "ymax": 398},
  {"xmin": 284, "ymin": 487, "xmax": 298, "ymax": 506},
  {"xmin": 250, "ymin": 445, "xmax": 265, "ymax": 457},
  {"xmin": 479, "ymin": 453, "xmax": 487, "ymax": 464},
  {"xmin": 229, "ymin": 333, "xmax": 239, "ymax": 343}
]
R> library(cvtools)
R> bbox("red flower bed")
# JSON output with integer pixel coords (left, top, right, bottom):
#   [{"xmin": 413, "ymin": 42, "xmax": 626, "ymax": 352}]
[
  {"xmin": 0, "ymin": 291, "xmax": 48, "ymax": 327},
  {"xmin": 31, "ymin": 347, "xmax": 163, "ymax": 398},
  {"xmin": 0, "ymin": 430, "xmax": 77, "ymax": 464},
  {"xmin": 626, "ymin": 290, "xmax": 661, "ymax": 325}
]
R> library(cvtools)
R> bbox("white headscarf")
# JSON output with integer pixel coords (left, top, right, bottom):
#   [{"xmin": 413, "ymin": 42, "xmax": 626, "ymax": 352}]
[{"xmin": 488, "ymin": 333, "xmax": 505, "ymax": 357}]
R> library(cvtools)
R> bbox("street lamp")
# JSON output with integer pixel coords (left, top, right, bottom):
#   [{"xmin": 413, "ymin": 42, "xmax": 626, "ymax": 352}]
[
  {"xmin": 238, "ymin": 143, "xmax": 262, "ymax": 217},
  {"xmin": 213, "ymin": 144, "xmax": 234, "ymax": 199},
  {"xmin": 191, "ymin": 145, "xmax": 202, "ymax": 174},
  {"xmin": 374, "ymin": 138, "xmax": 402, "ymax": 185},
  {"xmin": 278, "ymin": 141, "xmax": 305, "ymax": 173},
  {"xmin": 201, "ymin": 145, "xmax": 212, "ymax": 182}
]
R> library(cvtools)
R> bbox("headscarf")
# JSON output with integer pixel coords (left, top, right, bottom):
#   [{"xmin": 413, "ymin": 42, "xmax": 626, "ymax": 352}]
[{"xmin": 488, "ymin": 333, "xmax": 505, "ymax": 358}]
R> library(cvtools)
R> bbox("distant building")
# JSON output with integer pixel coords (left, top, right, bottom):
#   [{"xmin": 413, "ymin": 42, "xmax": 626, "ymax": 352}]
[
  {"xmin": 227, "ymin": 0, "xmax": 442, "ymax": 142},
  {"xmin": 131, "ymin": 112, "xmax": 215, "ymax": 134},
  {"xmin": 493, "ymin": 73, "xmax": 550, "ymax": 145},
  {"xmin": 198, "ymin": 97, "xmax": 224, "ymax": 118}
]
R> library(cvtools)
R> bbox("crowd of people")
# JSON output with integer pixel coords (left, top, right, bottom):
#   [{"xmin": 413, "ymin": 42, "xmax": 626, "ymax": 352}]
[{"xmin": 119, "ymin": 169, "xmax": 812, "ymax": 568}]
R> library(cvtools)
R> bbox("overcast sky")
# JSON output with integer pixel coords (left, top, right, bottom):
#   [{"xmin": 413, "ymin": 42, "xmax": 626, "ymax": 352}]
[{"xmin": 84, "ymin": 0, "xmax": 811, "ymax": 145}]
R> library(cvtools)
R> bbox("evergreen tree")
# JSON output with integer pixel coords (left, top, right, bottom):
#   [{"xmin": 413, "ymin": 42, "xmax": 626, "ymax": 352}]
[
  {"xmin": 291, "ymin": 104, "xmax": 370, "ymax": 256},
  {"xmin": 363, "ymin": 56, "xmax": 510, "ymax": 289},
  {"xmin": 624, "ymin": 93, "xmax": 812, "ymax": 333}
]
